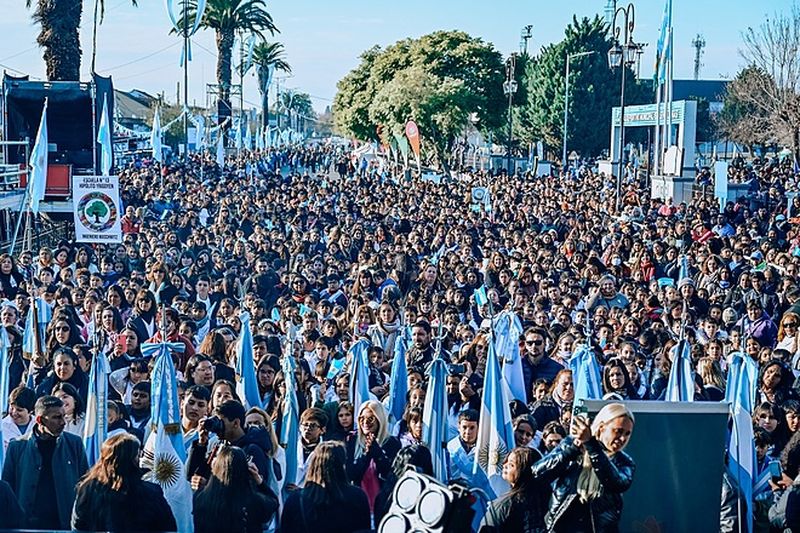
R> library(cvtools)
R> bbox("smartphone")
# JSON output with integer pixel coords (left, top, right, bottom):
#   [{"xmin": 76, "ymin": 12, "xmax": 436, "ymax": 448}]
[
  {"xmin": 769, "ymin": 460, "xmax": 783, "ymax": 483},
  {"xmin": 571, "ymin": 400, "xmax": 589, "ymax": 433}
]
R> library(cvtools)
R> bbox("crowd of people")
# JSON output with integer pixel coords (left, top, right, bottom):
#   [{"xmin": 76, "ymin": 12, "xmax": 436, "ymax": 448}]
[{"xmin": 0, "ymin": 142, "xmax": 799, "ymax": 532}]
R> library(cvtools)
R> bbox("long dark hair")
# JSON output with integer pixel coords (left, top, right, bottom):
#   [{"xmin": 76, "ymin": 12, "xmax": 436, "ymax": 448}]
[
  {"xmin": 303, "ymin": 442, "xmax": 350, "ymax": 508},
  {"xmin": 194, "ymin": 445, "xmax": 263, "ymax": 533},
  {"xmin": 79, "ymin": 433, "xmax": 141, "ymax": 493},
  {"xmin": 501, "ymin": 447, "xmax": 540, "ymax": 503}
]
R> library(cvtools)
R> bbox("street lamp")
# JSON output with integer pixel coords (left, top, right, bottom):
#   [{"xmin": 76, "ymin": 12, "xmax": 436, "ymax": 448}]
[
  {"xmin": 503, "ymin": 54, "xmax": 518, "ymax": 175},
  {"xmin": 562, "ymin": 50, "xmax": 595, "ymax": 171},
  {"xmin": 608, "ymin": 3, "xmax": 644, "ymax": 212}
]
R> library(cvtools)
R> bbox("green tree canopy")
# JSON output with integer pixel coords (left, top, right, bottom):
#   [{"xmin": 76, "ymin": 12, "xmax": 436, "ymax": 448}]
[
  {"xmin": 333, "ymin": 31, "xmax": 505, "ymax": 171},
  {"xmin": 520, "ymin": 15, "xmax": 649, "ymax": 158}
]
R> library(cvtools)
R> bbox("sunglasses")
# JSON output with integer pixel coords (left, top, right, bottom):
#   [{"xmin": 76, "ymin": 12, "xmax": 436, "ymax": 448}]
[
  {"xmin": 55, "ymin": 325, "xmax": 70, "ymax": 332},
  {"xmin": 785, "ymin": 323, "xmax": 798, "ymax": 328},
  {"xmin": 525, "ymin": 339, "xmax": 544, "ymax": 346}
]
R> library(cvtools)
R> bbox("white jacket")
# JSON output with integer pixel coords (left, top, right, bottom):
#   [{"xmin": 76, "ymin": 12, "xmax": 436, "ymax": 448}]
[{"xmin": 1, "ymin": 414, "xmax": 32, "ymax": 454}]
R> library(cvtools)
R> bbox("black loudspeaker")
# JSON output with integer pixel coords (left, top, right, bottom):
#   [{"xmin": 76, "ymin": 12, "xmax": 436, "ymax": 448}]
[{"xmin": 378, "ymin": 469, "xmax": 475, "ymax": 533}]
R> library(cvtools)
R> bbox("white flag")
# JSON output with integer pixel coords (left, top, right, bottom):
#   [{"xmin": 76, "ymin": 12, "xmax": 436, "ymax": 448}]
[
  {"xmin": 29, "ymin": 98, "xmax": 48, "ymax": 214},
  {"xmin": 216, "ymin": 133, "xmax": 225, "ymax": 169},
  {"xmin": 151, "ymin": 107, "xmax": 163, "ymax": 163},
  {"xmin": 97, "ymin": 97, "xmax": 112, "ymax": 175}
]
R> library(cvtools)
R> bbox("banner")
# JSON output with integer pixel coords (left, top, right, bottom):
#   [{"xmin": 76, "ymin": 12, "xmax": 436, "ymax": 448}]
[
  {"xmin": 405, "ymin": 120, "xmax": 420, "ymax": 158},
  {"xmin": 72, "ymin": 175, "xmax": 122, "ymax": 243}
]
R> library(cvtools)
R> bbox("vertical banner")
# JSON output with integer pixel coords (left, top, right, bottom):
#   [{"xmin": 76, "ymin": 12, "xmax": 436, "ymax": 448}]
[
  {"xmin": 713, "ymin": 161, "xmax": 729, "ymax": 212},
  {"xmin": 72, "ymin": 175, "xmax": 122, "ymax": 243},
  {"xmin": 405, "ymin": 120, "xmax": 422, "ymax": 172}
]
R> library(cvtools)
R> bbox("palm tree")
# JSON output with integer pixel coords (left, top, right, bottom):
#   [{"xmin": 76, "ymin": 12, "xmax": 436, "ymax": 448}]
[
  {"xmin": 198, "ymin": 0, "xmax": 278, "ymax": 125},
  {"xmin": 252, "ymin": 41, "xmax": 291, "ymax": 134},
  {"xmin": 25, "ymin": 0, "xmax": 137, "ymax": 81}
]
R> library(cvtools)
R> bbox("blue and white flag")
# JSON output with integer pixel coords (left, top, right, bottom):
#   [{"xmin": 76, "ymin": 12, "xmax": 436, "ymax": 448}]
[
  {"xmin": 141, "ymin": 340, "xmax": 192, "ymax": 533},
  {"xmin": 0, "ymin": 326, "xmax": 10, "ymax": 469},
  {"xmin": 654, "ymin": 0, "xmax": 672, "ymax": 83},
  {"xmin": 665, "ymin": 339, "xmax": 694, "ymax": 402},
  {"xmin": 244, "ymin": 123, "xmax": 252, "ymax": 150},
  {"xmin": 216, "ymin": 132, "xmax": 225, "ymax": 169},
  {"xmin": 726, "ymin": 350, "xmax": 758, "ymax": 533},
  {"xmin": 235, "ymin": 120, "xmax": 243, "ymax": 150},
  {"xmin": 473, "ymin": 285, "xmax": 488, "ymax": 307},
  {"xmin": 349, "ymin": 338, "xmax": 372, "ymax": 411},
  {"xmin": 422, "ymin": 354, "xmax": 450, "ymax": 483},
  {"xmin": 235, "ymin": 312, "xmax": 262, "ymax": 410},
  {"xmin": 97, "ymin": 97, "xmax": 113, "ymax": 176},
  {"xmin": 22, "ymin": 296, "xmax": 51, "ymax": 358},
  {"xmin": 386, "ymin": 333, "xmax": 408, "ymax": 424},
  {"xmin": 494, "ymin": 311, "xmax": 526, "ymax": 402},
  {"xmin": 29, "ymin": 98, "xmax": 48, "ymax": 214},
  {"xmin": 678, "ymin": 255, "xmax": 690, "ymax": 285},
  {"xmin": 473, "ymin": 340, "xmax": 514, "ymax": 498},
  {"xmin": 658, "ymin": 27, "xmax": 673, "ymax": 85},
  {"xmin": 280, "ymin": 353, "xmax": 299, "ymax": 490},
  {"xmin": 255, "ymin": 126, "xmax": 264, "ymax": 151},
  {"xmin": 83, "ymin": 350, "xmax": 111, "ymax": 465},
  {"xmin": 569, "ymin": 344, "xmax": 603, "ymax": 400},
  {"xmin": 151, "ymin": 107, "xmax": 163, "ymax": 164}
]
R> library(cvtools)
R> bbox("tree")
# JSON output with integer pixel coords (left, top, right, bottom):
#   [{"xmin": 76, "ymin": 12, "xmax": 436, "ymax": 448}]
[
  {"xmin": 252, "ymin": 41, "xmax": 291, "ymax": 133},
  {"xmin": 717, "ymin": 66, "xmax": 773, "ymax": 152},
  {"xmin": 280, "ymin": 90, "xmax": 314, "ymax": 134},
  {"xmin": 333, "ymin": 31, "xmax": 505, "ymax": 172},
  {"xmin": 25, "ymin": 0, "xmax": 137, "ymax": 81},
  {"xmin": 194, "ymin": 0, "xmax": 278, "ymax": 128},
  {"xmin": 520, "ymin": 16, "xmax": 649, "ymax": 158},
  {"xmin": 734, "ymin": 6, "xmax": 800, "ymax": 159},
  {"xmin": 86, "ymin": 200, "xmax": 108, "ymax": 223}
]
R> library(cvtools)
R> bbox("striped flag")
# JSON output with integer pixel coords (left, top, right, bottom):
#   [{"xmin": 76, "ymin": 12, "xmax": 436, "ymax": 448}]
[
  {"xmin": 348, "ymin": 338, "xmax": 372, "ymax": 411},
  {"xmin": 280, "ymin": 352, "xmax": 299, "ymax": 490},
  {"xmin": 0, "ymin": 327, "xmax": 10, "ymax": 469},
  {"xmin": 494, "ymin": 311, "xmax": 526, "ymax": 402},
  {"xmin": 235, "ymin": 312, "xmax": 262, "ymax": 410},
  {"xmin": 422, "ymin": 353, "xmax": 449, "ymax": 483},
  {"xmin": 97, "ymin": 96, "xmax": 113, "ymax": 175},
  {"xmin": 83, "ymin": 350, "xmax": 111, "ymax": 465},
  {"xmin": 216, "ymin": 132, "xmax": 225, "ymax": 169},
  {"xmin": 141, "ymin": 340, "xmax": 193, "ymax": 533},
  {"xmin": 473, "ymin": 340, "xmax": 514, "ymax": 498},
  {"xmin": 22, "ymin": 296, "xmax": 51, "ymax": 360},
  {"xmin": 569, "ymin": 344, "xmax": 603, "ymax": 400},
  {"xmin": 386, "ymin": 332, "xmax": 408, "ymax": 424},
  {"xmin": 151, "ymin": 107, "xmax": 163, "ymax": 164},
  {"xmin": 665, "ymin": 339, "xmax": 694, "ymax": 402},
  {"xmin": 726, "ymin": 350, "xmax": 758, "ymax": 533},
  {"xmin": 28, "ymin": 99, "xmax": 48, "ymax": 214}
]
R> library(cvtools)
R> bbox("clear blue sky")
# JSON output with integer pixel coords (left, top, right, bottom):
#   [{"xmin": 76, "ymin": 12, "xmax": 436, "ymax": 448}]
[{"xmin": 1, "ymin": 0, "xmax": 794, "ymax": 113}]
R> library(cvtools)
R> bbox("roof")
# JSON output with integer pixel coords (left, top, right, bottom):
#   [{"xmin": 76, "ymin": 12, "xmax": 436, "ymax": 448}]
[
  {"xmin": 114, "ymin": 89, "xmax": 156, "ymax": 120},
  {"xmin": 671, "ymin": 80, "xmax": 728, "ymax": 103}
]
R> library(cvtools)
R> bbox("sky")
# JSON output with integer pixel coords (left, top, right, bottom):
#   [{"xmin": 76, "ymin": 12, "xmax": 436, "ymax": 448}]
[{"xmin": 0, "ymin": 0, "xmax": 795, "ymax": 114}]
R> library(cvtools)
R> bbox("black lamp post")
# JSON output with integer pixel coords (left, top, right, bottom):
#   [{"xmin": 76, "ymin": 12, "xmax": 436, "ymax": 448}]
[
  {"xmin": 503, "ymin": 54, "xmax": 518, "ymax": 175},
  {"xmin": 608, "ymin": 3, "xmax": 643, "ymax": 211}
]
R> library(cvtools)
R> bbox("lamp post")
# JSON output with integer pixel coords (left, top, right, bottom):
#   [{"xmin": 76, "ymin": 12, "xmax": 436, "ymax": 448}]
[
  {"xmin": 503, "ymin": 54, "xmax": 518, "ymax": 175},
  {"xmin": 562, "ymin": 51, "xmax": 595, "ymax": 171},
  {"xmin": 608, "ymin": 3, "xmax": 643, "ymax": 212}
]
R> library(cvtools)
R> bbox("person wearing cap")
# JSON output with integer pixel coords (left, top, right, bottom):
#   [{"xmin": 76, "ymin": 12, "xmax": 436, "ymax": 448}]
[{"xmin": 678, "ymin": 275, "xmax": 709, "ymax": 319}]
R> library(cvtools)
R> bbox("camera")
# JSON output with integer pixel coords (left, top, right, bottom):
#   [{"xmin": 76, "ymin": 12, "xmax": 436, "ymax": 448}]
[{"xmin": 201, "ymin": 416, "xmax": 225, "ymax": 437}]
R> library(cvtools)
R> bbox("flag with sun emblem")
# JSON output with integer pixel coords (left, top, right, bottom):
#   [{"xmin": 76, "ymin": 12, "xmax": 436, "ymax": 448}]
[
  {"xmin": 473, "ymin": 336, "xmax": 514, "ymax": 498},
  {"xmin": 235, "ymin": 312, "xmax": 262, "ymax": 410},
  {"xmin": 142, "ymin": 340, "xmax": 193, "ymax": 532}
]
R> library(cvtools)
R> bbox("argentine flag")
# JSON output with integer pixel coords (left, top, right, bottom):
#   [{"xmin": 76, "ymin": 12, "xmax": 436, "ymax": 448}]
[
  {"xmin": 141, "ymin": 341, "xmax": 193, "ymax": 533},
  {"xmin": 0, "ymin": 327, "xmax": 10, "ymax": 469},
  {"xmin": 726, "ymin": 351, "xmax": 758, "ymax": 533},
  {"xmin": 97, "ymin": 96, "xmax": 113, "ymax": 176},
  {"xmin": 235, "ymin": 312, "xmax": 262, "ymax": 410},
  {"xmin": 386, "ymin": 332, "xmax": 408, "ymax": 424},
  {"xmin": 280, "ymin": 352, "xmax": 300, "ymax": 490},
  {"xmin": 22, "ymin": 296, "xmax": 51, "ymax": 359},
  {"xmin": 494, "ymin": 311, "xmax": 526, "ymax": 402},
  {"xmin": 28, "ymin": 99, "xmax": 48, "ymax": 214},
  {"xmin": 569, "ymin": 343, "xmax": 603, "ymax": 401},
  {"xmin": 473, "ymin": 340, "xmax": 514, "ymax": 498},
  {"xmin": 348, "ymin": 338, "xmax": 372, "ymax": 411},
  {"xmin": 666, "ymin": 339, "xmax": 694, "ymax": 402},
  {"xmin": 422, "ymin": 353, "xmax": 449, "ymax": 483},
  {"xmin": 83, "ymin": 350, "xmax": 111, "ymax": 465}
]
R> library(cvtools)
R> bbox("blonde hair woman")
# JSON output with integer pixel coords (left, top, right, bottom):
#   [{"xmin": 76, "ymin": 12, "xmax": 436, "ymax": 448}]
[
  {"xmin": 344, "ymin": 400, "xmax": 401, "ymax": 515},
  {"xmin": 532, "ymin": 402, "xmax": 635, "ymax": 532}
]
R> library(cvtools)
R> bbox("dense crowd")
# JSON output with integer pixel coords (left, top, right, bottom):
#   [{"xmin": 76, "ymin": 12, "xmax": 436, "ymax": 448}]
[{"xmin": 1, "ymin": 143, "xmax": 800, "ymax": 532}]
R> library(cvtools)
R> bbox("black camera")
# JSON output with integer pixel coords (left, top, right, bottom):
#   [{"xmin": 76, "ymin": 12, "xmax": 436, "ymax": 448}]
[{"xmin": 201, "ymin": 416, "xmax": 225, "ymax": 437}]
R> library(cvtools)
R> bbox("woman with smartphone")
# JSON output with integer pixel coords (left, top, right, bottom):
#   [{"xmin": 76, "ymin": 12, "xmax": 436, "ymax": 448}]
[{"xmin": 531, "ymin": 403, "xmax": 636, "ymax": 532}]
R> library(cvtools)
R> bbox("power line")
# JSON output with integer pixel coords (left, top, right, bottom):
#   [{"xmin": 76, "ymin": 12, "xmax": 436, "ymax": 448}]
[
  {"xmin": 0, "ymin": 62, "xmax": 41, "ymax": 80},
  {"xmin": 114, "ymin": 62, "xmax": 175, "ymax": 82},
  {"xmin": 0, "ymin": 46, "xmax": 38, "ymax": 63},
  {"xmin": 99, "ymin": 42, "xmax": 180, "ymax": 73}
]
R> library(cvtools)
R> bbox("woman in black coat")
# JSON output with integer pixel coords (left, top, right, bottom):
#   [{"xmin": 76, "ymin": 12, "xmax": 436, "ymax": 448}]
[
  {"xmin": 531, "ymin": 403, "xmax": 636, "ymax": 533},
  {"xmin": 281, "ymin": 441, "xmax": 371, "ymax": 533},
  {"xmin": 480, "ymin": 447, "xmax": 549, "ymax": 533},
  {"xmin": 71, "ymin": 433, "xmax": 176, "ymax": 532},
  {"xmin": 344, "ymin": 400, "xmax": 401, "ymax": 514}
]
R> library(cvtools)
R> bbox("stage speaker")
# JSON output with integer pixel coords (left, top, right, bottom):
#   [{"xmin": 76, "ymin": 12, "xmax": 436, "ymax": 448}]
[{"xmin": 378, "ymin": 469, "xmax": 475, "ymax": 533}]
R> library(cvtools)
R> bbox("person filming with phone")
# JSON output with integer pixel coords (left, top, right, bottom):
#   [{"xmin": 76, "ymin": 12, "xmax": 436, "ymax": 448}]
[{"xmin": 531, "ymin": 402, "xmax": 636, "ymax": 533}]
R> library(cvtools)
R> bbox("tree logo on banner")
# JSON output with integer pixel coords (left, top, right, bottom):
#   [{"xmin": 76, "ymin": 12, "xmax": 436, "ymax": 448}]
[{"xmin": 77, "ymin": 192, "xmax": 118, "ymax": 232}]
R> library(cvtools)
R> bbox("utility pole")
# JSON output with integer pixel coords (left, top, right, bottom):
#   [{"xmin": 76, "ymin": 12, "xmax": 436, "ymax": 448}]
[
  {"xmin": 520, "ymin": 25, "xmax": 533, "ymax": 55},
  {"xmin": 692, "ymin": 34, "xmax": 706, "ymax": 80}
]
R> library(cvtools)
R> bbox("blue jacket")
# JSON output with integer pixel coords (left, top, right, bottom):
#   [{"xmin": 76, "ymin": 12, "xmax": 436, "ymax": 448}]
[{"xmin": 2, "ymin": 428, "xmax": 88, "ymax": 529}]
